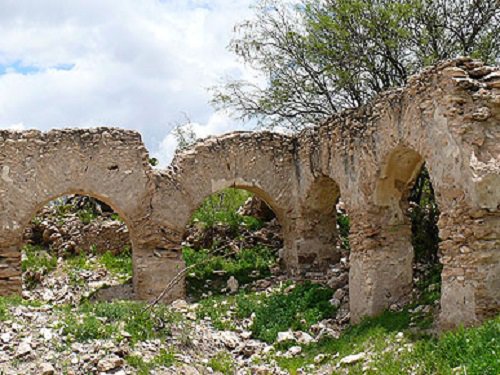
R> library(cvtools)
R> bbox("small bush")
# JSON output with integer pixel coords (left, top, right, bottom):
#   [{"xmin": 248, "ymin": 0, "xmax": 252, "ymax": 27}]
[
  {"xmin": 192, "ymin": 188, "xmax": 252, "ymax": 232},
  {"xmin": 250, "ymin": 282, "xmax": 335, "ymax": 343},
  {"xmin": 126, "ymin": 348, "xmax": 176, "ymax": 374}
]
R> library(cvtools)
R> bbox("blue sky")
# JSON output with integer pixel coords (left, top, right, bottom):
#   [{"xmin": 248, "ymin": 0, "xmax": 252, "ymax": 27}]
[{"xmin": 0, "ymin": 0, "xmax": 258, "ymax": 165}]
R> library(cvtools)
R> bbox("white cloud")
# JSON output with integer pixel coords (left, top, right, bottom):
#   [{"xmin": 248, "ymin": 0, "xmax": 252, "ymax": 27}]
[
  {"xmin": 154, "ymin": 111, "xmax": 253, "ymax": 166},
  {"xmin": 0, "ymin": 0, "xmax": 259, "ymax": 164}
]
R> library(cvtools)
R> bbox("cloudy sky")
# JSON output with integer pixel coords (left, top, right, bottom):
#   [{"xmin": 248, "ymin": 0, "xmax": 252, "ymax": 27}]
[{"xmin": 0, "ymin": 0, "xmax": 259, "ymax": 165}]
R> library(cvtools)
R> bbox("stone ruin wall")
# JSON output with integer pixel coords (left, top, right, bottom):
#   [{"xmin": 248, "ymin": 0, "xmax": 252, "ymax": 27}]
[{"xmin": 0, "ymin": 58, "xmax": 498, "ymax": 330}]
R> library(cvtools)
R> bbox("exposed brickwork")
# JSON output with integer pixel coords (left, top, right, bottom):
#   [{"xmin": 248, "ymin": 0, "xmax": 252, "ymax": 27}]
[{"xmin": 0, "ymin": 58, "xmax": 498, "ymax": 330}]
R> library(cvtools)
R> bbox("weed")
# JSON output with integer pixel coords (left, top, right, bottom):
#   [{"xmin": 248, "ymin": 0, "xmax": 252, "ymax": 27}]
[
  {"xmin": 208, "ymin": 351, "xmax": 236, "ymax": 374},
  {"xmin": 184, "ymin": 245, "xmax": 276, "ymax": 296}
]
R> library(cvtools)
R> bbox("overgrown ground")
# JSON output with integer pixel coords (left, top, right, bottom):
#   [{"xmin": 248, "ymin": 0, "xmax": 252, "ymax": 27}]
[{"xmin": 0, "ymin": 192, "xmax": 498, "ymax": 374}]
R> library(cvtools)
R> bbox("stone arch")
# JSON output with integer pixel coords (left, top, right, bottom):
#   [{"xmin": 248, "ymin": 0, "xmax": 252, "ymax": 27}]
[
  {"xmin": 347, "ymin": 58, "xmax": 500, "ymax": 326},
  {"xmin": 0, "ymin": 128, "xmax": 153, "ymax": 298},
  {"xmin": 142, "ymin": 131, "xmax": 299, "ymax": 301},
  {"xmin": 152, "ymin": 131, "xmax": 298, "ymax": 253}
]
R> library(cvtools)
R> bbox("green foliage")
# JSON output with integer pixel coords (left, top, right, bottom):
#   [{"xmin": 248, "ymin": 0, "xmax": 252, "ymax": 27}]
[
  {"xmin": 212, "ymin": 0, "xmax": 499, "ymax": 130},
  {"xmin": 337, "ymin": 211, "xmax": 350, "ymax": 251},
  {"xmin": 77, "ymin": 208, "xmax": 98, "ymax": 224},
  {"xmin": 198, "ymin": 282, "xmax": 335, "ymax": 343},
  {"xmin": 208, "ymin": 351, "xmax": 236, "ymax": 374},
  {"xmin": 98, "ymin": 247, "xmax": 133, "ymax": 281},
  {"xmin": 278, "ymin": 310, "xmax": 499, "ymax": 374},
  {"xmin": 148, "ymin": 157, "xmax": 159, "ymax": 167},
  {"xmin": 0, "ymin": 296, "xmax": 44, "ymax": 321},
  {"xmin": 192, "ymin": 188, "xmax": 254, "ymax": 232},
  {"xmin": 126, "ymin": 348, "xmax": 176, "ymax": 374},
  {"xmin": 60, "ymin": 301, "xmax": 182, "ymax": 345},
  {"xmin": 183, "ymin": 245, "xmax": 276, "ymax": 295},
  {"xmin": 21, "ymin": 244, "xmax": 58, "ymax": 289},
  {"xmin": 0, "ymin": 297, "xmax": 10, "ymax": 321},
  {"xmin": 409, "ymin": 166, "xmax": 440, "ymax": 263},
  {"xmin": 250, "ymin": 282, "xmax": 335, "ymax": 343}
]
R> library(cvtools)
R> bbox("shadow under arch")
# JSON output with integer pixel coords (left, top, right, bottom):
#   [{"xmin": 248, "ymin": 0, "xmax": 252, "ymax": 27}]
[
  {"xmin": 374, "ymin": 145, "xmax": 425, "ymax": 224},
  {"xmin": 294, "ymin": 175, "xmax": 344, "ymax": 272}
]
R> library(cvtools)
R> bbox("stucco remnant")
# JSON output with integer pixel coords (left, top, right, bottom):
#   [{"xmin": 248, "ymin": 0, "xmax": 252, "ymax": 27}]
[{"xmin": 0, "ymin": 58, "xmax": 498, "ymax": 330}]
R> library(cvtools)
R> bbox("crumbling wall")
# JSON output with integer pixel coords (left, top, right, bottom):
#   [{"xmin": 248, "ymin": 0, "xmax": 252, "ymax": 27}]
[{"xmin": 0, "ymin": 58, "xmax": 498, "ymax": 330}]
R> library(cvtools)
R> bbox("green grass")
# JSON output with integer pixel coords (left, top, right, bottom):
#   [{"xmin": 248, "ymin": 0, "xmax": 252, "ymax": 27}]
[
  {"xmin": 208, "ymin": 351, "xmax": 236, "ymax": 374},
  {"xmin": 276, "ymin": 311, "xmax": 499, "ymax": 375},
  {"xmin": 126, "ymin": 348, "xmax": 176, "ymax": 374},
  {"xmin": 21, "ymin": 244, "xmax": 58, "ymax": 289},
  {"xmin": 59, "ymin": 301, "xmax": 183, "ymax": 345},
  {"xmin": 183, "ymin": 245, "xmax": 276, "ymax": 296},
  {"xmin": 198, "ymin": 282, "xmax": 336, "ymax": 343},
  {"xmin": 98, "ymin": 247, "xmax": 133, "ymax": 281}
]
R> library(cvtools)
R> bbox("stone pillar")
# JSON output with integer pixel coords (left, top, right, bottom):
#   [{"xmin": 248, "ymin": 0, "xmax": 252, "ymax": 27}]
[
  {"xmin": 292, "ymin": 213, "xmax": 341, "ymax": 274},
  {"xmin": 349, "ymin": 214, "xmax": 414, "ymax": 323},
  {"xmin": 439, "ymin": 207, "xmax": 499, "ymax": 329},
  {"xmin": 132, "ymin": 226, "xmax": 186, "ymax": 303}
]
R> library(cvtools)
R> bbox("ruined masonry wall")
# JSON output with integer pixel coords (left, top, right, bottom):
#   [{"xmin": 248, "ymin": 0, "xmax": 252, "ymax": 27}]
[{"xmin": 0, "ymin": 58, "xmax": 498, "ymax": 329}]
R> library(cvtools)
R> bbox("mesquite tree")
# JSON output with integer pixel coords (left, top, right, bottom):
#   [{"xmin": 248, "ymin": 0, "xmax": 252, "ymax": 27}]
[{"xmin": 212, "ymin": 0, "xmax": 499, "ymax": 130}]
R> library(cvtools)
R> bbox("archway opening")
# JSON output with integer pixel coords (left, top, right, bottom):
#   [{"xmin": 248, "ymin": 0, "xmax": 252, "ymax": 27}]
[
  {"xmin": 181, "ymin": 188, "xmax": 283, "ymax": 300},
  {"xmin": 21, "ymin": 195, "xmax": 134, "ymax": 303},
  {"xmin": 377, "ymin": 146, "xmax": 442, "ymax": 327},
  {"xmin": 301, "ymin": 176, "xmax": 350, "ymax": 323},
  {"xmin": 407, "ymin": 165, "xmax": 442, "ymax": 327}
]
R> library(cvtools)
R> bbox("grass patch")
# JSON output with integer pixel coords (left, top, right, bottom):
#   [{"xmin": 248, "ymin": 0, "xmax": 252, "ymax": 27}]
[
  {"xmin": 59, "ymin": 301, "xmax": 183, "ymax": 345},
  {"xmin": 126, "ymin": 348, "xmax": 176, "ymax": 374},
  {"xmin": 276, "ymin": 311, "xmax": 499, "ymax": 375},
  {"xmin": 198, "ymin": 282, "xmax": 335, "ymax": 343},
  {"xmin": 183, "ymin": 245, "xmax": 276, "ymax": 296},
  {"xmin": 0, "ymin": 296, "xmax": 44, "ymax": 321},
  {"xmin": 21, "ymin": 244, "xmax": 58, "ymax": 289},
  {"xmin": 98, "ymin": 247, "xmax": 133, "ymax": 281},
  {"xmin": 208, "ymin": 351, "xmax": 236, "ymax": 374}
]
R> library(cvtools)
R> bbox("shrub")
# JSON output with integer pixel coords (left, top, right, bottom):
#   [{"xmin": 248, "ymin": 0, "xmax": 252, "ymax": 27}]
[
  {"xmin": 249, "ymin": 282, "xmax": 335, "ymax": 343},
  {"xmin": 126, "ymin": 348, "xmax": 176, "ymax": 374},
  {"xmin": 208, "ymin": 351, "xmax": 236, "ymax": 374},
  {"xmin": 197, "ymin": 282, "xmax": 336, "ymax": 343}
]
